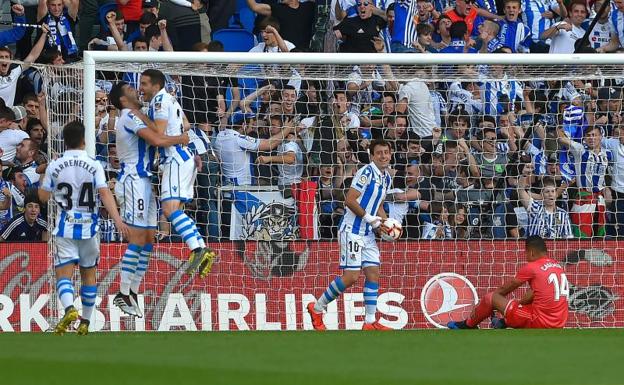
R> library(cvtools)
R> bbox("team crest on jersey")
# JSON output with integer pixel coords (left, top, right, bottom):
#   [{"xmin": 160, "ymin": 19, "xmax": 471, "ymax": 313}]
[{"xmin": 358, "ymin": 175, "xmax": 368, "ymax": 185}]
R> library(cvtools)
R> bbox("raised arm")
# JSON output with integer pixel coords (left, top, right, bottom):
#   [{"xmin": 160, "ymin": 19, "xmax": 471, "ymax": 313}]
[
  {"xmin": 64, "ymin": 0, "xmax": 79, "ymax": 20},
  {"xmin": 556, "ymin": 126, "xmax": 572, "ymax": 148},
  {"xmin": 518, "ymin": 164, "xmax": 534, "ymax": 209},
  {"xmin": 37, "ymin": 0, "xmax": 48, "ymax": 21},
  {"xmin": 24, "ymin": 24, "xmax": 50, "ymax": 69},
  {"xmin": 107, "ymin": 12, "xmax": 128, "ymax": 51},
  {"xmin": 257, "ymin": 120, "xmax": 294, "ymax": 151},
  {"xmin": 246, "ymin": 0, "xmax": 272, "ymax": 16}
]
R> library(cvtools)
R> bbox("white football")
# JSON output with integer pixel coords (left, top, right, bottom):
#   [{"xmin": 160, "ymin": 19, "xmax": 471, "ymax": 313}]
[{"xmin": 381, "ymin": 218, "xmax": 403, "ymax": 241}]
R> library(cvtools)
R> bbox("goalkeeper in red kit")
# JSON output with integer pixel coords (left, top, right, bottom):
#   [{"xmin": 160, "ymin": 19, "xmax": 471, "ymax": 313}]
[{"xmin": 448, "ymin": 236, "xmax": 569, "ymax": 329}]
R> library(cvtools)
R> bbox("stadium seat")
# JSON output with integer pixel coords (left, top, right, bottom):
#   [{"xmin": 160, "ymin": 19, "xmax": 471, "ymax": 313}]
[
  {"xmin": 212, "ymin": 29, "xmax": 255, "ymax": 52},
  {"xmin": 97, "ymin": 3, "xmax": 118, "ymax": 33},
  {"xmin": 228, "ymin": 0, "xmax": 256, "ymax": 33}
]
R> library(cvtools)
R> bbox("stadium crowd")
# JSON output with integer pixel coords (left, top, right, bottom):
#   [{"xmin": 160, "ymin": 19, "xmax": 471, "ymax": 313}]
[{"xmin": 1, "ymin": 0, "xmax": 624, "ymax": 241}]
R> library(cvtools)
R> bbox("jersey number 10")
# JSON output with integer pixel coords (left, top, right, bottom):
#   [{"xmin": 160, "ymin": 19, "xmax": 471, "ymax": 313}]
[{"xmin": 547, "ymin": 273, "xmax": 570, "ymax": 302}]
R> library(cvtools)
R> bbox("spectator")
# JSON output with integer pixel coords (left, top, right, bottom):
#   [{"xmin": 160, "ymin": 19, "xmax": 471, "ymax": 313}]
[
  {"xmin": 3, "ymin": 168, "xmax": 29, "ymax": 219},
  {"xmin": 518, "ymin": 169, "xmax": 573, "ymax": 239},
  {"xmin": 522, "ymin": 0, "xmax": 566, "ymax": 53},
  {"xmin": 256, "ymin": 117, "xmax": 305, "ymax": 188},
  {"xmin": 145, "ymin": 19, "xmax": 174, "ymax": 51},
  {"xmin": 497, "ymin": 0, "xmax": 531, "ymax": 53},
  {"xmin": 478, "ymin": 20, "xmax": 503, "ymax": 53},
  {"xmin": 557, "ymin": 125, "xmax": 611, "ymax": 237},
  {"xmin": 250, "ymin": 17, "xmax": 294, "ymax": 53},
  {"xmin": 213, "ymin": 113, "xmax": 294, "ymax": 186},
  {"xmin": 388, "ymin": 0, "xmax": 418, "ymax": 52},
  {"xmin": 444, "ymin": 0, "xmax": 498, "ymax": 37},
  {"xmin": 37, "ymin": 0, "xmax": 79, "ymax": 62},
  {"xmin": 315, "ymin": 161, "xmax": 344, "ymax": 239},
  {"xmin": 334, "ymin": 0, "xmax": 387, "ymax": 53},
  {"xmin": 0, "ymin": 24, "xmax": 50, "ymax": 107},
  {"xmin": 117, "ymin": 0, "xmax": 143, "ymax": 34},
  {"xmin": 14, "ymin": 139, "xmax": 41, "ymax": 187},
  {"xmin": 414, "ymin": 23, "xmax": 437, "ymax": 52},
  {"xmin": 0, "ymin": 193, "xmax": 47, "ymax": 242},
  {"xmin": 608, "ymin": 0, "xmax": 624, "ymax": 52},
  {"xmin": 11, "ymin": 106, "xmax": 28, "ymax": 131},
  {"xmin": 542, "ymin": 0, "xmax": 588, "ymax": 53},
  {"xmin": 396, "ymin": 73, "xmax": 438, "ymax": 138},
  {"xmin": 432, "ymin": 14, "xmax": 452, "ymax": 50},
  {"xmin": 158, "ymin": 0, "xmax": 203, "ymax": 51},
  {"xmin": 0, "ymin": 162, "xmax": 10, "ymax": 229},
  {"xmin": 440, "ymin": 21, "xmax": 478, "ymax": 53},
  {"xmin": 246, "ymin": 0, "xmax": 316, "ymax": 50},
  {"xmin": 25, "ymin": 118, "xmax": 49, "ymax": 162},
  {"xmin": 0, "ymin": 108, "xmax": 29, "ymax": 168},
  {"xmin": 421, "ymin": 201, "xmax": 452, "ymax": 239}
]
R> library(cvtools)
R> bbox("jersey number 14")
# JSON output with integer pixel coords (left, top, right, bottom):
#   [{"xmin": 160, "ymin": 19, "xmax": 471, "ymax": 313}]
[{"xmin": 547, "ymin": 273, "xmax": 570, "ymax": 302}]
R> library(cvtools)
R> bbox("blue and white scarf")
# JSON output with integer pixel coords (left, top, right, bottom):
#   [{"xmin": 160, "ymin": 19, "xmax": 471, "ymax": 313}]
[{"xmin": 45, "ymin": 10, "xmax": 78, "ymax": 57}]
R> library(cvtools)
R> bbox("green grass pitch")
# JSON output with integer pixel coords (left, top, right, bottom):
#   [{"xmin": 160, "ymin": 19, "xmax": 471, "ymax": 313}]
[{"xmin": 1, "ymin": 329, "xmax": 622, "ymax": 385}]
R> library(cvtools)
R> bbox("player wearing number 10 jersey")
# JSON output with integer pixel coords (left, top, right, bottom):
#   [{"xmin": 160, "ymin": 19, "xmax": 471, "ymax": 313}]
[
  {"xmin": 108, "ymin": 81, "xmax": 189, "ymax": 317},
  {"xmin": 38, "ymin": 121, "xmax": 129, "ymax": 335},
  {"xmin": 448, "ymin": 235, "xmax": 569, "ymax": 329}
]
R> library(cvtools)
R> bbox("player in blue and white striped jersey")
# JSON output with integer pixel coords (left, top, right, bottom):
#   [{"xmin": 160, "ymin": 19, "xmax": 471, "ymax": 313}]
[
  {"xmin": 140, "ymin": 69, "xmax": 217, "ymax": 279},
  {"xmin": 38, "ymin": 121, "xmax": 129, "ymax": 336},
  {"xmin": 308, "ymin": 139, "xmax": 394, "ymax": 331},
  {"xmin": 108, "ymin": 81, "xmax": 189, "ymax": 317},
  {"xmin": 518, "ymin": 167, "xmax": 573, "ymax": 239}
]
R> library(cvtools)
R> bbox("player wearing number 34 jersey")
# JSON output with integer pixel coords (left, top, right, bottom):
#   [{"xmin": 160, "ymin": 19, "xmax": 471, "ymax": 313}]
[
  {"xmin": 38, "ymin": 121, "xmax": 129, "ymax": 336},
  {"xmin": 448, "ymin": 235, "xmax": 568, "ymax": 329}
]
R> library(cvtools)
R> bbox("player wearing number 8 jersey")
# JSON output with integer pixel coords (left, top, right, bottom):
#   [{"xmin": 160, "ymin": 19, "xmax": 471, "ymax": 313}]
[
  {"xmin": 448, "ymin": 235, "xmax": 568, "ymax": 329},
  {"xmin": 108, "ymin": 81, "xmax": 189, "ymax": 317},
  {"xmin": 38, "ymin": 121, "xmax": 129, "ymax": 335},
  {"xmin": 140, "ymin": 69, "xmax": 216, "ymax": 278},
  {"xmin": 307, "ymin": 139, "xmax": 393, "ymax": 331}
]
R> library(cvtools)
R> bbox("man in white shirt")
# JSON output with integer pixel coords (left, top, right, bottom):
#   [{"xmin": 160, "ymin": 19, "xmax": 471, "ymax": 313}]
[
  {"xmin": 396, "ymin": 79, "xmax": 438, "ymax": 138},
  {"xmin": 249, "ymin": 16, "xmax": 295, "ymax": 53},
  {"xmin": 213, "ymin": 113, "xmax": 295, "ymax": 186},
  {"xmin": 542, "ymin": 0, "xmax": 588, "ymax": 53},
  {"xmin": 0, "ymin": 107, "xmax": 29, "ymax": 169},
  {"xmin": 256, "ymin": 115, "xmax": 304, "ymax": 187}
]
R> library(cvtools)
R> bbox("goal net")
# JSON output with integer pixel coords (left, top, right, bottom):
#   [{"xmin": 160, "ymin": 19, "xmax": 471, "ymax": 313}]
[{"xmin": 5, "ymin": 52, "xmax": 623, "ymax": 332}]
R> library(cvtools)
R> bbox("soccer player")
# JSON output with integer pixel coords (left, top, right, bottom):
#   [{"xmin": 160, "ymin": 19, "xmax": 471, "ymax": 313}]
[
  {"xmin": 108, "ymin": 81, "xmax": 190, "ymax": 316},
  {"xmin": 448, "ymin": 235, "xmax": 569, "ymax": 329},
  {"xmin": 307, "ymin": 139, "xmax": 394, "ymax": 331},
  {"xmin": 139, "ymin": 69, "xmax": 216, "ymax": 277},
  {"xmin": 38, "ymin": 121, "xmax": 129, "ymax": 335}
]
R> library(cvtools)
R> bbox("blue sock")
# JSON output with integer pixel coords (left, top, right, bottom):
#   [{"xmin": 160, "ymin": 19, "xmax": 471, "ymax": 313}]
[
  {"xmin": 364, "ymin": 281, "xmax": 379, "ymax": 324},
  {"xmin": 315, "ymin": 277, "xmax": 346, "ymax": 312},
  {"xmin": 168, "ymin": 210, "xmax": 201, "ymax": 251},
  {"xmin": 80, "ymin": 285, "xmax": 97, "ymax": 321},
  {"xmin": 56, "ymin": 278, "xmax": 74, "ymax": 310},
  {"xmin": 131, "ymin": 243, "xmax": 152, "ymax": 294},
  {"xmin": 120, "ymin": 243, "xmax": 141, "ymax": 295}
]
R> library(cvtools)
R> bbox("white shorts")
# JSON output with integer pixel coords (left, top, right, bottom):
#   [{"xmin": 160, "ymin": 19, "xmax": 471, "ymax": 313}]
[
  {"xmin": 115, "ymin": 175, "xmax": 158, "ymax": 229},
  {"xmin": 54, "ymin": 236, "xmax": 100, "ymax": 268},
  {"xmin": 339, "ymin": 230, "xmax": 380, "ymax": 270},
  {"xmin": 160, "ymin": 159, "xmax": 196, "ymax": 202}
]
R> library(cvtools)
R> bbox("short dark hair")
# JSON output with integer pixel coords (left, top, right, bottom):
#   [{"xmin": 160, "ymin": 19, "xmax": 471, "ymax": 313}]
[
  {"xmin": 369, "ymin": 139, "xmax": 392, "ymax": 154},
  {"xmin": 109, "ymin": 81, "xmax": 129, "ymax": 110},
  {"xmin": 24, "ymin": 191, "xmax": 40, "ymax": 208},
  {"xmin": 416, "ymin": 23, "xmax": 434, "ymax": 36},
  {"xmin": 542, "ymin": 176, "xmax": 557, "ymax": 188},
  {"xmin": 525, "ymin": 235, "xmax": 548, "ymax": 254},
  {"xmin": 584, "ymin": 125, "xmax": 600, "ymax": 136},
  {"xmin": 382, "ymin": 92, "xmax": 396, "ymax": 103},
  {"xmin": 139, "ymin": 11, "xmax": 157, "ymax": 25},
  {"xmin": 63, "ymin": 120, "xmax": 85, "ymax": 149},
  {"xmin": 26, "ymin": 118, "xmax": 45, "ymax": 136},
  {"xmin": 207, "ymin": 40, "xmax": 224, "ymax": 52},
  {"xmin": 0, "ymin": 107, "xmax": 15, "ymax": 121},
  {"xmin": 145, "ymin": 24, "xmax": 161, "ymax": 43},
  {"xmin": 449, "ymin": 21, "xmax": 468, "ymax": 40},
  {"xmin": 133, "ymin": 37, "xmax": 149, "ymax": 49},
  {"xmin": 22, "ymin": 93, "xmax": 38, "ymax": 105},
  {"xmin": 258, "ymin": 16, "xmax": 280, "ymax": 31},
  {"xmin": 141, "ymin": 68, "xmax": 166, "ymax": 89}
]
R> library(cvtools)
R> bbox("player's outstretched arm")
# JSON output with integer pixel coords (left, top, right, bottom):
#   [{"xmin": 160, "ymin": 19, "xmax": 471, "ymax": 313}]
[
  {"xmin": 137, "ymin": 127, "xmax": 189, "ymax": 148},
  {"xmin": 345, "ymin": 187, "xmax": 382, "ymax": 228},
  {"xmin": 37, "ymin": 188, "xmax": 51, "ymax": 205},
  {"xmin": 494, "ymin": 278, "xmax": 523, "ymax": 297},
  {"xmin": 98, "ymin": 187, "xmax": 130, "ymax": 239}
]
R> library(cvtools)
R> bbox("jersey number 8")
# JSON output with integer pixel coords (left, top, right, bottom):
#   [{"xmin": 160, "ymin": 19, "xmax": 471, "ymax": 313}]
[{"xmin": 57, "ymin": 182, "xmax": 96, "ymax": 211}]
